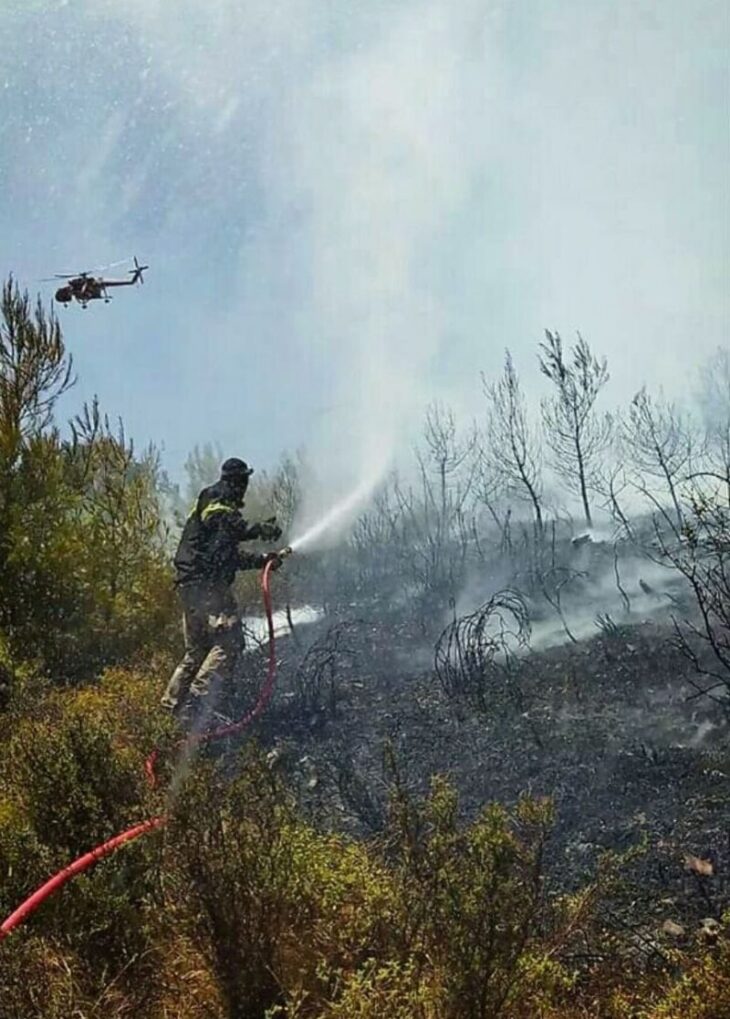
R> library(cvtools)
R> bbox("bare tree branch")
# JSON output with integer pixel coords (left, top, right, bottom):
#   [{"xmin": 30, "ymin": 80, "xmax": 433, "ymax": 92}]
[{"xmin": 539, "ymin": 331, "xmax": 611, "ymax": 527}]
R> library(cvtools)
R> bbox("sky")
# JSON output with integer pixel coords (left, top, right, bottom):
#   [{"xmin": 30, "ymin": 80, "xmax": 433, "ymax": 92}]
[{"xmin": 0, "ymin": 1, "xmax": 728, "ymax": 500}]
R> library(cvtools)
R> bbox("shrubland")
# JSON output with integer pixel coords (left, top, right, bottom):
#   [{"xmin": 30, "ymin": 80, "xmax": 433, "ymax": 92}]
[
  {"xmin": 2, "ymin": 677, "xmax": 729, "ymax": 1018},
  {"xmin": 1, "ymin": 280, "xmax": 728, "ymax": 1016}
]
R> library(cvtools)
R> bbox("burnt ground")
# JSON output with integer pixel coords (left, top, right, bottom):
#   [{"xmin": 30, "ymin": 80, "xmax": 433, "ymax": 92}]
[{"xmin": 218, "ymin": 610, "xmax": 730, "ymax": 945}]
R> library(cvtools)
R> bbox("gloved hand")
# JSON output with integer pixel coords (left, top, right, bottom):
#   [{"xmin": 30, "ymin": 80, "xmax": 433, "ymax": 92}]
[
  {"xmin": 262, "ymin": 550, "xmax": 284, "ymax": 571},
  {"xmin": 257, "ymin": 516, "xmax": 283, "ymax": 542}
]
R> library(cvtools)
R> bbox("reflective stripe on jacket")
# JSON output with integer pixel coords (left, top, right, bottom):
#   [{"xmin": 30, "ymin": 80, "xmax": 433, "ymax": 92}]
[{"xmin": 173, "ymin": 483, "xmax": 263, "ymax": 586}]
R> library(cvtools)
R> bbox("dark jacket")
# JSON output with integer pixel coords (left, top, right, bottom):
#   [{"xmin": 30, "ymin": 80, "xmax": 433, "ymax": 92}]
[{"xmin": 174, "ymin": 482, "xmax": 266, "ymax": 587}]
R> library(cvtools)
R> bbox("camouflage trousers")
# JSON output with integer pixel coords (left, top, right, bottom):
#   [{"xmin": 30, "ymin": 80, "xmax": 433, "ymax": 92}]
[{"xmin": 161, "ymin": 583, "xmax": 243, "ymax": 714}]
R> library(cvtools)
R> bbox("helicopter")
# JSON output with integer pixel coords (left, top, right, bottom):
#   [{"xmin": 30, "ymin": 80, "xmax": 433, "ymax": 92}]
[{"xmin": 45, "ymin": 256, "xmax": 148, "ymax": 307}]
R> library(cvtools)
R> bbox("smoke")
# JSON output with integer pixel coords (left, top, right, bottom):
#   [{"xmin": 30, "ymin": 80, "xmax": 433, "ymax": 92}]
[
  {"xmin": 0, "ymin": 1, "xmax": 727, "ymax": 530},
  {"xmin": 456, "ymin": 530, "xmax": 689, "ymax": 655},
  {"xmin": 290, "ymin": 475, "xmax": 381, "ymax": 552},
  {"xmin": 264, "ymin": 1, "xmax": 494, "ymax": 547}
]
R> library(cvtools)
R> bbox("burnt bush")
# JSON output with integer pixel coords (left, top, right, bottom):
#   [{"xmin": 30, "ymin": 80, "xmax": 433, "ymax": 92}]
[
  {"xmin": 291, "ymin": 620, "xmax": 359, "ymax": 722},
  {"xmin": 434, "ymin": 589, "xmax": 530, "ymax": 713}
]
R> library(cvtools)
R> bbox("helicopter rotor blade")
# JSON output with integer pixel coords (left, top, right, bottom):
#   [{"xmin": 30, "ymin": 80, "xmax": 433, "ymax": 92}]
[
  {"xmin": 47, "ymin": 258, "xmax": 132, "ymax": 281},
  {"xmin": 44, "ymin": 257, "xmax": 136, "ymax": 282},
  {"xmin": 94, "ymin": 256, "xmax": 134, "ymax": 274}
]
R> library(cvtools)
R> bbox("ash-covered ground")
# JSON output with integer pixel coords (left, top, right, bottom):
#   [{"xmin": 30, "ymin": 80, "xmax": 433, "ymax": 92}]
[{"xmin": 222, "ymin": 596, "xmax": 730, "ymax": 945}]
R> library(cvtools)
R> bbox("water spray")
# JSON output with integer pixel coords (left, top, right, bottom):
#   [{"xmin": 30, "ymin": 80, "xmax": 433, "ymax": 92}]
[{"xmin": 288, "ymin": 473, "xmax": 382, "ymax": 553}]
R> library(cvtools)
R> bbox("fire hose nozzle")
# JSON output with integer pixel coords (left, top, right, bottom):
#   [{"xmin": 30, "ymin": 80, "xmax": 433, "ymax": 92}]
[{"xmin": 277, "ymin": 545, "xmax": 294, "ymax": 560}]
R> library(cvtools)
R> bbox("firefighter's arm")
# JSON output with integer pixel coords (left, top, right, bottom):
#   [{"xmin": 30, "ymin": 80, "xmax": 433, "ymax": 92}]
[
  {"xmin": 202, "ymin": 502, "xmax": 257, "ymax": 542},
  {"xmin": 237, "ymin": 550, "xmax": 283, "ymax": 571},
  {"xmin": 242, "ymin": 516, "xmax": 282, "ymax": 542},
  {"xmin": 237, "ymin": 549, "xmax": 266, "ymax": 571}
]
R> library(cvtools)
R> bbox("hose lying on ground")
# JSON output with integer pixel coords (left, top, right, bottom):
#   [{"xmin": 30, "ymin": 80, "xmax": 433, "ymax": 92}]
[{"xmin": 0, "ymin": 559, "xmax": 279, "ymax": 943}]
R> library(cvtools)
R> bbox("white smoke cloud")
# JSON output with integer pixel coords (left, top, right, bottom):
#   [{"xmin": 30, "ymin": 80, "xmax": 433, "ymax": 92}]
[
  {"xmin": 268, "ymin": 1, "xmax": 496, "ymax": 545},
  {"xmin": 1, "ymin": 1, "xmax": 727, "ymax": 540}
]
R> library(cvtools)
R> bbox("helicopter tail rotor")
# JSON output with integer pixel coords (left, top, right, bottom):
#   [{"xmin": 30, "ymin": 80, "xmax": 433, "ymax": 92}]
[{"xmin": 130, "ymin": 256, "xmax": 148, "ymax": 285}]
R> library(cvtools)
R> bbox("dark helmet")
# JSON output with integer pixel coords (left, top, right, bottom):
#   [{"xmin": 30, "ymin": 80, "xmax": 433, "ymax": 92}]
[{"xmin": 220, "ymin": 457, "xmax": 254, "ymax": 482}]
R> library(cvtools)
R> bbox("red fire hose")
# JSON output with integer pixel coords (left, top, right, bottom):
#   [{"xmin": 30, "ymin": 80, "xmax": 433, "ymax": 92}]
[
  {"xmin": 0, "ymin": 818, "xmax": 165, "ymax": 941},
  {"xmin": 0, "ymin": 560, "xmax": 279, "ymax": 943}
]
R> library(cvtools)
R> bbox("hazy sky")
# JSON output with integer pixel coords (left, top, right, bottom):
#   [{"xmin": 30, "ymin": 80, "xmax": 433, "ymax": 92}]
[{"xmin": 1, "ymin": 0, "xmax": 727, "ymax": 488}]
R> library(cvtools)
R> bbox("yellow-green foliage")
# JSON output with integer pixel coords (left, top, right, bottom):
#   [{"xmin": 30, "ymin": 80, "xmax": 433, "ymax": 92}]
[
  {"xmin": 1, "ymin": 426, "xmax": 177, "ymax": 680},
  {"xmin": 0, "ymin": 280, "xmax": 178, "ymax": 684},
  {"xmin": 643, "ymin": 927, "xmax": 730, "ymax": 1019},
  {"xmin": 0, "ymin": 669, "xmax": 572, "ymax": 1018},
  {"xmin": 0, "ymin": 671, "xmax": 171, "ymax": 971},
  {"xmin": 1, "ymin": 675, "xmax": 728, "ymax": 1019},
  {"xmin": 163, "ymin": 753, "xmax": 582, "ymax": 1019}
]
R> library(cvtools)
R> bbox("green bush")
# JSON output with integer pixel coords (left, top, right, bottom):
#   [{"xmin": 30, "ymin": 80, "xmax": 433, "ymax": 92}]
[
  {"xmin": 0, "ymin": 279, "xmax": 177, "ymax": 684},
  {"xmin": 1, "ymin": 696, "xmax": 727, "ymax": 1019},
  {"xmin": 163, "ymin": 751, "xmax": 575, "ymax": 1019}
]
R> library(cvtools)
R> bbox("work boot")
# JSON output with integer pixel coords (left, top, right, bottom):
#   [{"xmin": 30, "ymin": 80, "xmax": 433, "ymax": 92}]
[
  {"xmin": 163, "ymin": 693, "xmax": 202, "ymax": 731},
  {"xmin": 160, "ymin": 694, "xmax": 177, "ymax": 713}
]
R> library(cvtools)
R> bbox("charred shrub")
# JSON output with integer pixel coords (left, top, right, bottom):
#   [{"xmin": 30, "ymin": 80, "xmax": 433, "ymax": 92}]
[
  {"xmin": 434, "ymin": 589, "xmax": 530, "ymax": 714},
  {"xmin": 323, "ymin": 738, "xmax": 388, "ymax": 834},
  {"xmin": 292, "ymin": 621, "xmax": 358, "ymax": 722}
]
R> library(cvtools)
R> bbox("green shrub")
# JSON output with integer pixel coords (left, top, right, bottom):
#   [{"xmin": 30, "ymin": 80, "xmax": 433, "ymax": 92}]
[
  {"xmin": 1, "ymin": 671, "xmax": 726, "ymax": 1019},
  {"xmin": 164, "ymin": 752, "xmax": 573, "ymax": 1019},
  {"xmin": 0, "ymin": 279, "xmax": 178, "ymax": 684},
  {"xmin": 645, "ymin": 920, "xmax": 730, "ymax": 1019}
]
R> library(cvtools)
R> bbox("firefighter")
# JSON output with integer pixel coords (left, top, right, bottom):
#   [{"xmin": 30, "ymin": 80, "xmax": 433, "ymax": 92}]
[{"xmin": 161, "ymin": 457, "xmax": 284, "ymax": 720}]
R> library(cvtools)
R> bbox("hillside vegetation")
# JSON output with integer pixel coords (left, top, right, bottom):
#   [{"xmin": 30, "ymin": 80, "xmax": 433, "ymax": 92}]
[{"xmin": 1, "ymin": 282, "xmax": 728, "ymax": 1017}]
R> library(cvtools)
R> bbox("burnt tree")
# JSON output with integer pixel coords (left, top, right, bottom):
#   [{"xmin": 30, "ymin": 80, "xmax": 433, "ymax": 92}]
[
  {"xmin": 482, "ymin": 351, "xmax": 544, "ymax": 534},
  {"xmin": 539, "ymin": 330, "xmax": 611, "ymax": 528},
  {"xmin": 623, "ymin": 387, "xmax": 695, "ymax": 527}
]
